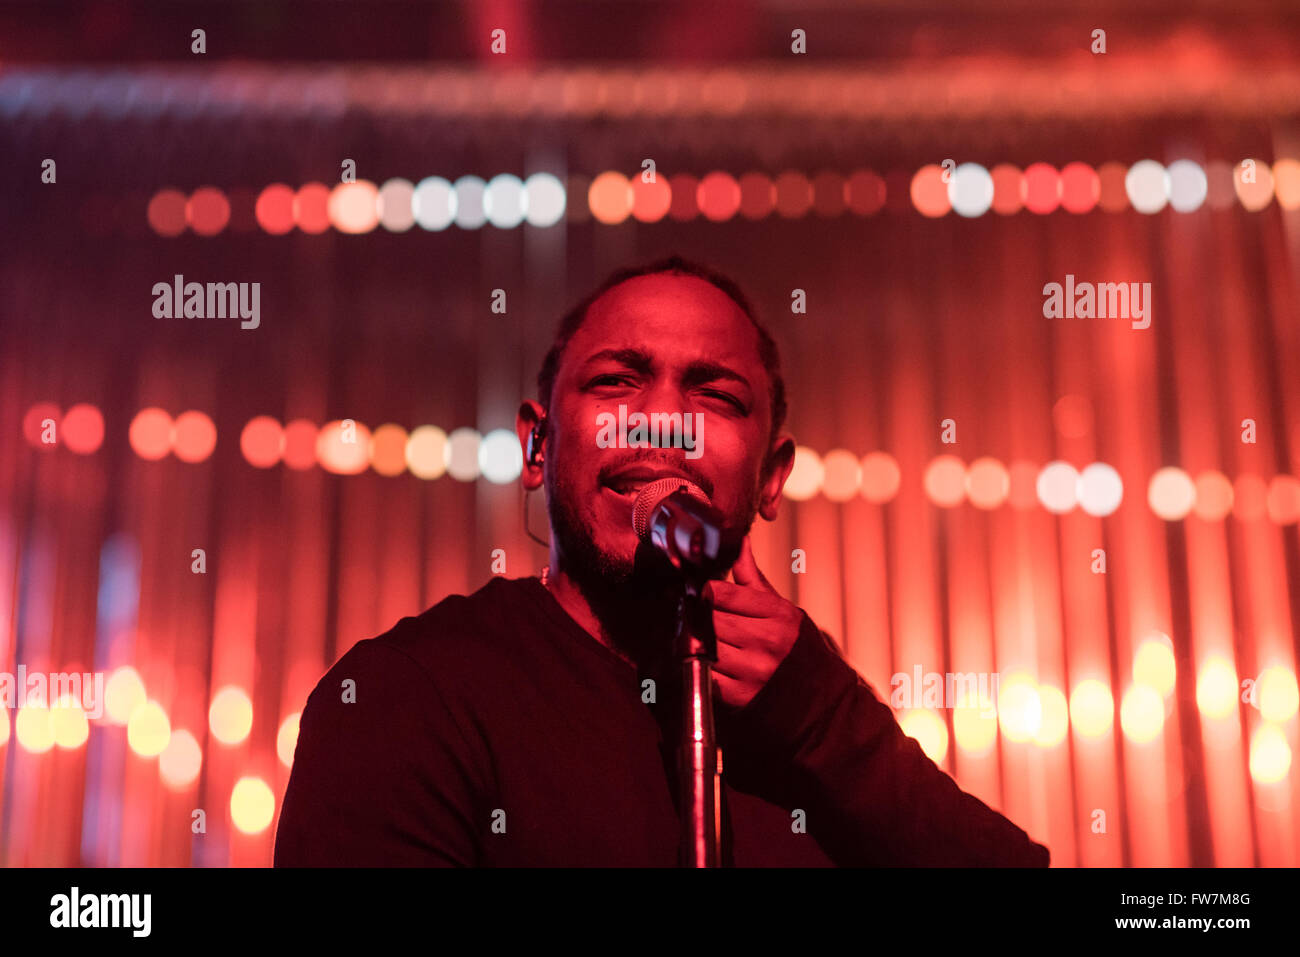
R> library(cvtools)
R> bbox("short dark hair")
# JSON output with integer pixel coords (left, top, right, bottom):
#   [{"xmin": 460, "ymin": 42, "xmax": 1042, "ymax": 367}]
[{"xmin": 536, "ymin": 255, "xmax": 788, "ymax": 442}]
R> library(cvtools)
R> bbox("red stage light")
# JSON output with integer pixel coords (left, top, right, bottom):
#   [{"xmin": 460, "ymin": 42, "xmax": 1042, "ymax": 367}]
[
  {"xmin": 146, "ymin": 189, "xmax": 188, "ymax": 237},
  {"xmin": 128, "ymin": 408, "xmax": 173, "ymax": 460},
  {"xmin": 588, "ymin": 172, "xmax": 632, "ymax": 224},
  {"xmin": 910, "ymin": 165, "xmax": 951, "ymax": 218},
  {"xmin": 22, "ymin": 402, "xmax": 61, "ymax": 449},
  {"xmin": 990, "ymin": 164, "xmax": 1024, "ymax": 215},
  {"xmin": 1022, "ymin": 163, "xmax": 1061, "ymax": 214},
  {"xmin": 294, "ymin": 183, "xmax": 332, "ymax": 234},
  {"xmin": 845, "ymin": 169, "xmax": 885, "ymax": 216},
  {"xmin": 1059, "ymin": 162, "xmax": 1100, "ymax": 214},
  {"xmin": 240, "ymin": 416, "xmax": 284, "ymax": 468},
  {"xmin": 630, "ymin": 176, "xmax": 671, "ymax": 223},
  {"xmin": 61, "ymin": 403, "xmax": 105, "ymax": 454},
  {"xmin": 255, "ymin": 184, "xmax": 296, "ymax": 234},
  {"xmin": 172, "ymin": 410, "xmax": 217, "ymax": 463},
  {"xmin": 283, "ymin": 419, "xmax": 319, "ymax": 470},
  {"xmin": 697, "ymin": 171, "xmax": 741, "ymax": 222},
  {"xmin": 187, "ymin": 186, "xmax": 231, "ymax": 236},
  {"xmin": 773, "ymin": 171, "xmax": 814, "ymax": 218}
]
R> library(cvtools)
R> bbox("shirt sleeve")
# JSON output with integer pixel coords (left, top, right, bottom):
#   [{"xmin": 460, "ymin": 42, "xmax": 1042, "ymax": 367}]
[
  {"xmin": 717, "ymin": 613, "xmax": 1051, "ymax": 867},
  {"xmin": 274, "ymin": 637, "xmax": 491, "ymax": 867}
]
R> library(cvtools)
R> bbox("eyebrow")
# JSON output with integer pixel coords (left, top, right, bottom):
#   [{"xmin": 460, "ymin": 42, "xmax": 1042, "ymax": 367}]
[{"xmin": 581, "ymin": 349, "xmax": 753, "ymax": 393}]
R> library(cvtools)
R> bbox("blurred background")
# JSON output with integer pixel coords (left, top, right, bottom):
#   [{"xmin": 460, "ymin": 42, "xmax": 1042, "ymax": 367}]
[{"xmin": 2, "ymin": 0, "xmax": 1300, "ymax": 867}]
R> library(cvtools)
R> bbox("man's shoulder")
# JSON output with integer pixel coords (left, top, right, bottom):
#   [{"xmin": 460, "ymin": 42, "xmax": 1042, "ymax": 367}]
[{"xmin": 321, "ymin": 575, "xmax": 537, "ymax": 690}]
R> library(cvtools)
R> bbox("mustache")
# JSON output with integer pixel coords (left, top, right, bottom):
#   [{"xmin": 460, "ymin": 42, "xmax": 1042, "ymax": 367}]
[{"xmin": 596, "ymin": 453, "xmax": 714, "ymax": 501}]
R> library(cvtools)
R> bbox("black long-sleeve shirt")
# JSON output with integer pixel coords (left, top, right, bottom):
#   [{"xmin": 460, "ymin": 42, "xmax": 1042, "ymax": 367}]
[{"xmin": 274, "ymin": 575, "xmax": 1050, "ymax": 867}]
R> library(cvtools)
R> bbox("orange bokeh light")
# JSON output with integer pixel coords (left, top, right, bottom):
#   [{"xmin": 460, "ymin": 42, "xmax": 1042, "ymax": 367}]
[
  {"xmin": 129, "ymin": 408, "xmax": 173, "ymax": 460},
  {"xmin": 172, "ymin": 410, "xmax": 217, "ymax": 463}
]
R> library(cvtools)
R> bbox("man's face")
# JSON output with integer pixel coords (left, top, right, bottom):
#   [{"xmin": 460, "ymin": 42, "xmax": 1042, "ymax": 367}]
[{"xmin": 542, "ymin": 272, "xmax": 787, "ymax": 583}]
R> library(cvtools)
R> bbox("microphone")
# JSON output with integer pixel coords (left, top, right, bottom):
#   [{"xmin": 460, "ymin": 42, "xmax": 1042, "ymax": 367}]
[{"xmin": 631, "ymin": 477, "xmax": 726, "ymax": 578}]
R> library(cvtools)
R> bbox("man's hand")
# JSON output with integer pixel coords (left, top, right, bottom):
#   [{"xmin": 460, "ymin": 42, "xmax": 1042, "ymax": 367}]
[{"xmin": 704, "ymin": 536, "xmax": 803, "ymax": 709}]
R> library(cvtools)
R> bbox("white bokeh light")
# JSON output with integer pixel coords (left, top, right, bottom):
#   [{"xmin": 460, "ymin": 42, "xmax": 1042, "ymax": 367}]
[
  {"xmin": 1077, "ymin": 462, "xmax": 1124, "ymax": 516},
  {"xmin": 484, "ymin": 174, "xmax": 527, "ymax": 229},
  {"xmin": 948, "ymin": 162, "xmax": 994, "ymax": 218},
  {"xmin": 377, "ymin": 178, "xmax": 416, "ymax": 232},
  {"xmin": 1037, "ymin": 461, "xmax": 1080, "ymax": 514},
  {"xmin": 524, "ymin": 172, "xmax": 567, "ymax": 226},
  {"xmin": 452, "ymin": 175, "xmax": 487, "ymax": 229},
  {"xmin": 1167, "ymin": 160, "xmax": 1208, "ymax": 213},
  {"xmin": 1126, "ymin": 160, "xmax": 1170, "ymax": 214},
  {"xmin": 412, "ymin": 176, "xmax": 456, "ymax": 231},
  {"xmin": 478, "ymin": 428, "xmax": 524, "ymax": 484},
  {"xmin": 445, "ymin": 427, "xmax": 482, "ymax": 481}
]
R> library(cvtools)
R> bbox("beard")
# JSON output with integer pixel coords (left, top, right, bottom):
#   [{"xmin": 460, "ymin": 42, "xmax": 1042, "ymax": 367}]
[{"xmin": 545, "ymin": 460, "xmax": 759, "ymax": 669}]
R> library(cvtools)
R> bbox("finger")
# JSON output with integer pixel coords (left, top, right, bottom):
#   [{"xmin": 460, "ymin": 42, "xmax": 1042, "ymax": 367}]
[
  {"xmin": 702, "ymin": 580, "xmax": 782, "ymax": 618},
  {"xmin": 729, "ymin": 537, "xmax": 772, "ymax": 591}
]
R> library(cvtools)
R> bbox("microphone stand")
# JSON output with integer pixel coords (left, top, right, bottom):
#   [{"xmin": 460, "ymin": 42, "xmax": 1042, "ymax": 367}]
[{"xmin": 673, "ymin": 574, "xmax": 722, "ymax": 868}]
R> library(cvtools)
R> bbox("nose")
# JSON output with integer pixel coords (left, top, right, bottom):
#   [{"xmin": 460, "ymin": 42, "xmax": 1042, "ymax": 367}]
[{"xmin": 627, "ymin": 380, "xmax": 692, "ymax": 449}]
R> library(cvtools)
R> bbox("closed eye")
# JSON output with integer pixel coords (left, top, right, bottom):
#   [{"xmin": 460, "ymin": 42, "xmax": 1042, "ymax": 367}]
[
  {"xmin": 589, "ymin": 374, "xmax": 635, "ymax": 387},
  {"xmin": 702, "ymin": 389, "xmax": 745, "ymax": 412}
]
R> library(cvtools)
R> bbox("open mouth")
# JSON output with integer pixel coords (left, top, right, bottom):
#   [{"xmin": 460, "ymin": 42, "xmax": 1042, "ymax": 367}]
[{"xmin": 600, "ymin": 469, "xmax": 698, "ymax": 502}]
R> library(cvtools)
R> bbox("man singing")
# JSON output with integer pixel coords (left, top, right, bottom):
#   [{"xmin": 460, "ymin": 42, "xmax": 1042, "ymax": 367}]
[{"xmin": 274, "ymin": 255, "xmax": 1051, "ymax": 867}]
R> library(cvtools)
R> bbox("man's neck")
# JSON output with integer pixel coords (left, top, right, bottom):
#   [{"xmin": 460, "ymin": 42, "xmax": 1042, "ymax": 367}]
[{"xmin": 542, "ymin": 560, "xmax": 679, "ymax": 671}]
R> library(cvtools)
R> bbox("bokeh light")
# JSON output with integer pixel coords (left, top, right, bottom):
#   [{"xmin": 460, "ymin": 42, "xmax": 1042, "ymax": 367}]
[
  {"xmin": 1034, "ymin": 685, "xmax": 1070, "ymax": 747},
  {"xmin": 1196, "ymin": 657, "xmax": 1239, "ymax": 720},
  {"xmin": 1148, "ymin": 467, "xmax": 1196, "ymax": 520},
  {"xmin": 1069, "ymin": 679, "xmax": 1114, "ymax": 738},
  {"xmin": 104, "ymin": 666, "xmax": 146, "ymax": 725},
  {"xmin": 1133, "ymin": 634, "xmax": 1177, "ymax": 697},
  {"xmin": 160, "ymin": 729, "xmax": 203, "ymax": 789},
  {"xmin": 947, "ymin": 162, "xmax": 994, "ymax": 218},
  {"xmin": 241, "ymin": 416, "xmax": 285, "ymax": 469},
  {"xmin": 478, "ymin": 428, "xmax": 524, "ymax": 484},
  {"xmin": 127, "ymin": 700, "xmax": 171, "ymax": 757},
  {"xmin": 61, "ymin": 403, "xmax": 105, "ymax": 454},
  {"xmin": 952, "ymin": 689, "xmax": 998, "ymax": 755},
  {"xmin": 997, "ymin": 675, "xmax": 1043, "ymax": 743},
  {"xmin": 783, "ymin": 446, "xmax": 824, "ymax": 501},
  {"xmin": 524, "ymin": 172, "xmax": 566, "ymax": 227},
  {"xmin": 444, "ymin": 427, "xmax": 482, "ymax": 481},
  {"xmin": 329, "ymin": 180, "xmax": 380, "ymax": 234},
  {"xmin": 1036, "ymin": 461, "xmax": 1079, "ymax": 514},
  {"xmin": 231, "ymin": 776, "xmax": 276, "ymax": 834},
  {"xmin": 1077, "ymin": 462, "xmax": 1123, "ymax": 517},
  {"xmin": 172, "ymin": 410, "xmax": 217, "ymax": 463},
  {"xmin": 15, "ymin": 705, "xmax": 54, "ymax": 753},
  {"xmin": 910, "ymin": 164, "xmax": 951, "ymax": 217},
  {"xmin": 413, "ymin": 176, "xmax": 456, "ymax": 231},
  {"xmin": 589, "ymin": 171, "xmax": 632, "ymax": 225},
  {"xmin": 820, "ymin": 449, "xmax": 862, "ymax": 502},
  {"xmin": 278, "ymin": 713, "xmax": 301, "ymax": 768},
  {"xmin": 1249, "ymin": 723, "xmax": 1292, "ymax": 784},
  {"xmin": 369, "ymin": 424, "xmax": 410, "ymax": 477},
  {"xmin": 1256, "ymin": 666, "xmax": 1299, "ymax": 723},
  {"xmin": 860, "ymin": 451, "xmax": 901, "ymax": 504},
  {"xmin": 406, "ymin": 425, "xmax": 449, "ymax": 480},
  {"xmin": 966, "ymin": 457, "xmax": 1009, "ymax": 509},
  {"xmin": 128, "ymin": 407, "xmax": 173, "ymax": 461},
  {"xmin": 1126, "ymin": 160, "xmax": 1170, "ymax": 214},
  {"xmin": 209, "ymin": 686, "xmax": 254, "ymax": 745},
  {"xmin": 923, "ymin": 455, "xmax": 966, "ymax": 507},
  {"xmin": 898, "ymin": 708, "xmax": 948, "ymax": 764},
  {"xmin": 1120, "ymin": 684, "xmax": 1165, "ymax": 743},
  {"xmin": 317, "ymin": 419, "xmax": 372, "ymax": 475}
]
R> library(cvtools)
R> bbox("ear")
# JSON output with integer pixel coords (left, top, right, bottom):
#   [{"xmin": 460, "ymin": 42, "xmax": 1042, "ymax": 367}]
[
  {"xmin": 757, "ymin": 431, "xmax": 796, "ymax": 521},
  {"xmin": 516, "ymin": 400, "xmax": 547, "ymax": 491}
]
